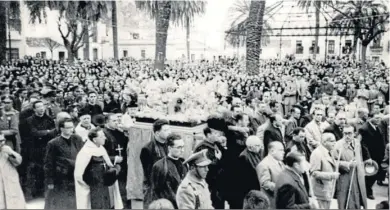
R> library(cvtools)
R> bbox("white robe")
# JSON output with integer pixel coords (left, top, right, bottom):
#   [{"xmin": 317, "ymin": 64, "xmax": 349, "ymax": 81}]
[{"xmin": 74, "ymin": 140, "xmax": 123, "ymax": 209}]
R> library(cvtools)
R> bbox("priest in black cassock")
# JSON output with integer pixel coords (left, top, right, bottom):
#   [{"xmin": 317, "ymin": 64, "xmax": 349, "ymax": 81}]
[
  {"xmin": 149, "ymin": 133, "xmax": 188, "ymax": 208},
  {"xmin": 103, "ymin": 113, "xmax": 129, "ymax": 208},
  {"xmin": 24, "ymin": 100, "xmax": 57, "ymax": 200},
  {"xmin": 140, "ymin": 119, "xmax": 171, "ymax": 207},
  {"xmin": 44, "ymin": 118, "xmax": 84, "ymax": 209},
  {"xmin": 83, "ymin": 91, "xmax": 103, "ymax": 118}
]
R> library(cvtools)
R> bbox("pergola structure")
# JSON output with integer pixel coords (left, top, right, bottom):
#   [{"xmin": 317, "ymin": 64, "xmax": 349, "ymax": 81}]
[{"xmin": 224, "ymin": 1, "xmax": 358, "ymax": 59}]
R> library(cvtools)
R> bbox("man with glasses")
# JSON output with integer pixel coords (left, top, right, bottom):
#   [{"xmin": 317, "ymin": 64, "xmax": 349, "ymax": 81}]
[
  {"xmin": 332, "ymin": 124, "xmax": 368, "ymax": 209},
  {"xmin": 149, "ymin": 133, "xmax": 188, "ymax": 208},
  {"xmin": 43, "ymin": 117, "xmax": 84, "ymax": 209}
]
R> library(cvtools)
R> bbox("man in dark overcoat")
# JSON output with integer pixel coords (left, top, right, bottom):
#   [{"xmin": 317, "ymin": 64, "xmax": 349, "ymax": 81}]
[
  {"xmin": 140, "ymin": 119, "xmax": 171, "ymax": 207},
  {"xmin": 24, "ymin": 100, "xmax": 57, "ymax": 200},
  {"xmin": 44, "ymin": 118, "xmax": 84, "ymax": 209},
  {"xmin": 359, "ymin": 114, "xmax": 386, "ymax": 199}
]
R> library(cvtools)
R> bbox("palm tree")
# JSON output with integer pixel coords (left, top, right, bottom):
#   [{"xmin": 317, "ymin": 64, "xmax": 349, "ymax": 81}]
[
  {"xmin": 0, "ymin": 1, "xmax": 21, "ymax": 62},
  {"xmin": 297, "ymin": 0, "xmax": 334, "ymax": 60},
  {"xmin": 225, "ymin": 0, "xmax": 277, "ymax": 57},
  {"xmin": 135, "ymin": 0, "xmax": 206, "ymax": 70},
  {"xmin": 112, "ymin": 0, "xmax": 118, "ymax": 59},
  {"xmin": 327, "ymin": 0, "xmax": 389, "ymax": 71},
  {"xmin": 246, "ymin": 0, "xmax": 266, "ymax": 75},
  {"xmin": 171, "ymin": 1, "xmax": 206, "ymax": 62},
  {"xmin": 26, "ymin": 1, "xmax": 110, "ymax": 63}
]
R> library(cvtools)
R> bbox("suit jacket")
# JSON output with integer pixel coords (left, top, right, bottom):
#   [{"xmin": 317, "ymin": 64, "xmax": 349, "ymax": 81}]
[
  {"xmin": 285, "ymin": 117, "xmax": 299, "ymax": 142},
  {"xmin": 256, "ymin": 155, "xmax": 285, "ymax": 208},
  {"xmin": 304, "ymin": 120, "xmax": 325, "ymax": 151},
  {"xmin": 263, "ymin": 123, "xmax": 285, "ymax": 156},
  {"xmin": 275, "ymin": 168, "xmax": 311, "ymax": 209},
  {"xmin": 324, "ymin": 122, "xmax": 344, "ymax": 141},
  {"xmin": 359, "ymin": 122, "xmax": 386, "ymax": 162},
  {"xmin": 309, "ymin": 145, "xmax": 337, "ymax": 200}
]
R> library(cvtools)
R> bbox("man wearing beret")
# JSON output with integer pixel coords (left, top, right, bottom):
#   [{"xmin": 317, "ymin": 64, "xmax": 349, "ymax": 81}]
[{"xmin": 176, "ymin": 149, "xmax": 213, "ymax": 209}]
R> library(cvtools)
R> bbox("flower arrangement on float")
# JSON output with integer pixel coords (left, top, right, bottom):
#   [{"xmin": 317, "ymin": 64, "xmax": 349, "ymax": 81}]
[{"xmin": 130, "ymin": 78, "xmax": 228, "ymax": 127}]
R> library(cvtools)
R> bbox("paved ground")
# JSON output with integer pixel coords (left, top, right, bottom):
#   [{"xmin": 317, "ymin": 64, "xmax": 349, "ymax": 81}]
[{"xmin": 26, "ymin": 183, "xmax": 389, "ymax": 209}]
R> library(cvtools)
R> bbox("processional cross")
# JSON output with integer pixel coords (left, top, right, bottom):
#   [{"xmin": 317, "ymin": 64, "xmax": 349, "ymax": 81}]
[{"xmin": 116, "ymin": 145, "xmax": 123, "ymax": 157}]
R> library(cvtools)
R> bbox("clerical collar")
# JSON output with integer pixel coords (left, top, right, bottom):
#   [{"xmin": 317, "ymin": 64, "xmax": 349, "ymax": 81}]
[
  {"xmin": 154, "ymin": 135, "xmax": 166, "ymax": 144},
  {"xmin": 168, "ymin": 154, "xmax": 179, "ymax": 160}
]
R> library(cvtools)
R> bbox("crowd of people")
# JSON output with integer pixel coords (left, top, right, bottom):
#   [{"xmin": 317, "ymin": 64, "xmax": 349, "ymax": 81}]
[{"xmin": 0, "ymin": 55, "xmax": 389, "ymax": 209}]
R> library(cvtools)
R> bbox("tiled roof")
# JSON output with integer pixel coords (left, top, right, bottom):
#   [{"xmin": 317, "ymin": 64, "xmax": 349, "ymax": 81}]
[{"xmin": 26, "ymin": 37, "xmax": 62, "ymax": 48}]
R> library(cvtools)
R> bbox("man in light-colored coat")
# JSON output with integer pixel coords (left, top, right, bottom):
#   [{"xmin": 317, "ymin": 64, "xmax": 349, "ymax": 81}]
[
  {"xmin": 305, "ymin": 109, "xmax": 326, "ymax": 151},
  {"xmin": 331, "ymin": 125, "xmax": 367, "ymax": 209},
  {"xmin": 310, "ymin": 132, "xmax": 339, "ymax": 209},
  {"xmin": 255, "ymin": 141, "xmax": 285, "ymax": 208}
]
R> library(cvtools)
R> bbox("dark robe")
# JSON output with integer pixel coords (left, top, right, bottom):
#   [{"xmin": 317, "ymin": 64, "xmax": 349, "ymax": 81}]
[
  {"xmin": 83, "ymin": 103, "xmax": 103, "ymax": 117},
  {"xmin": 149, "ymin": 156, "xmax": 188, "ymax": 208},
  {"xmin": 234, "ymin": 148, "xmax": 262, "ymax": 208},
  {"xmin": 44, "ymin": 134, "xmax": 85, "ymax": 209},
  {"xmin": 140, "ymin": 136, "xmax": 168, "ymax": 202},
  {"xmin": 103, "ymin": 100, "xmax": 120, "ymax": 113},
  {"xmin": 83, "ymin": 156, "xmax": 112, "ymax": 209},
  {"xmin": 102, "ymin": 127, "xmax": 128, "ymax": 205},
  {"xmin": 24, "ymin": 114, "xmax": 57, "ymax": 199}
]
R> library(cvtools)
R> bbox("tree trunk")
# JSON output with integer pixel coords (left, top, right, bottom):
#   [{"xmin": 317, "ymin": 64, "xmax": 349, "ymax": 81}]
[
  {"xmin": 83, "ymin": 23, "xmax": 89, "ymax": 60},
  {"xmin": 246, "ymin": 0, "xmax": 266, "ymax": 75},
  {"xmin": 154, "ymin": 1, "xmax": 171, "ymax": 70},
  {"xmin": 352, "ymin": 34, "xmax": 358, "ymax": 55},
  {"xmin": 0, "ymin": 2, "xmax": 6, "ymax": 63},
  {"xmin": 361, "ymin": 44, "xmax": 367, "ymax": 73},
  {"xmin": 67, "ymin": 47, "xmax": 75, "ymax": 64},
  {"xmin": 50, "ymin": 49, "xmax": 53, "ymax": 59},
  {"xmin": 186, "ymin": 16, "xmax": 190, "ymax": 62},
  {"xmin": 313, "ymin": 1, "xmax": 320, "ymax": 60},
  {"xmin": 112, "ymin": 0, "xmax": 118, "ymax": 60}
]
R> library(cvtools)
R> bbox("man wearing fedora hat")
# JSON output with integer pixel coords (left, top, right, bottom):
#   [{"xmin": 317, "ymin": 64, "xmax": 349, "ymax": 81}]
[{"xmin": 176, "ymin": 149, "xmax": 213, "ymax": 209}]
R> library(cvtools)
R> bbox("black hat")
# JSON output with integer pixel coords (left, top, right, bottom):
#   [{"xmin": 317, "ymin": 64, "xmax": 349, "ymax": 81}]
[
  {"xmin": 78, "ymin": 108, "xmax": 91, "ymax": 118},
  {"xmin": 43, "ymin": 90, "xmax": 57, "ymax": 98},
  {"xmin": 92, "ymin": 114, "xmax": 106, "ymax": 127},
  {"xmin": 207, "ymin": 115, "xmax": 226, "ymax": 132}
]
